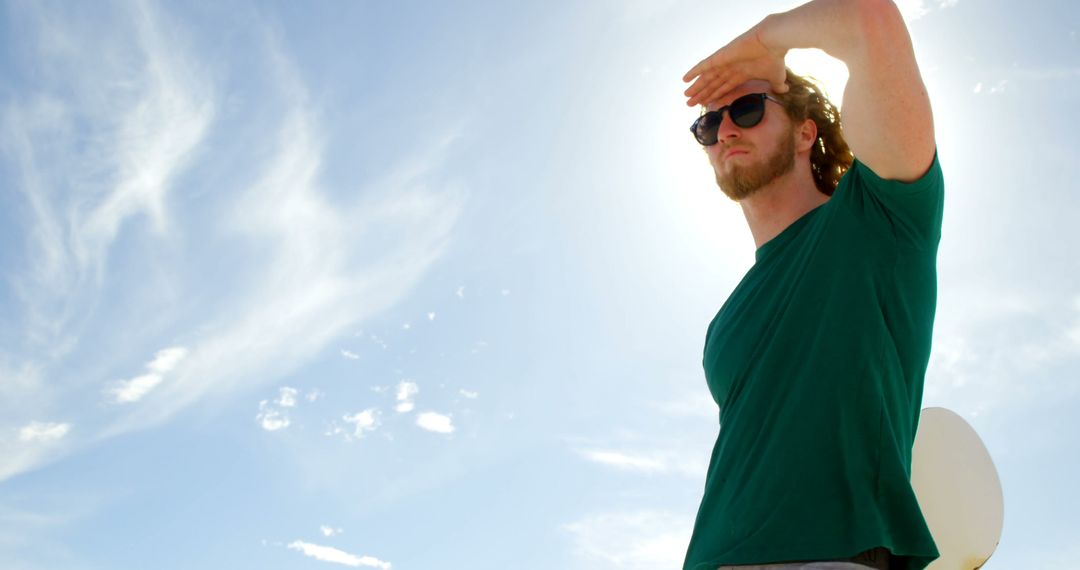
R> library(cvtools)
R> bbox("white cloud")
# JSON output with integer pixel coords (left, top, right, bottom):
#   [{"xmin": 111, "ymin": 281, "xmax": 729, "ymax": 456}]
[
  {"xmin": 395, "ymin": 381, "xmax": 418, "ymax": 401},
  {"xmin": 94, "ymin": 40, "xmax": 464, "ymax": 441},
  {"xmin": 394, "ymin": 381, "xmax": 418, "ymax": 413},
  {"xmin": 106, "ymin": 346, "xmax": 190, "ymax": 404},
  {"xmin": 459, "ymin": 389, "xmax": 478, "ymax": 399},
  {"xmin": 562, "ymin": 510, "xmax": 691, "ymax": 570},
  {"xmin": 306, "ymin": 389, "xmax": 322, "ymax": 403},
  {"xmin": 4, "ymin": 2, "xmax": 214, "ymax": 353},
  {"xmin": 276, "ymin": 387, "xmax": 299, "ymax": 408},
  {"xmin": 341, "ymin": 349, "xmax": 359, "ymax": 360},
  {"xmin": 416, "ymin": 411, "xmax": 455, "ymax": 434},
  {"xmin": 426, "ymin": 312, "xmax": 435, "ymax": 321},
  {"xmin": 286, "ymin": 540, "xmax": 391, "ymax": 569},
  {"xmin": 342, "ymin": 409, "xmax": 380, "ymax": 439},
  {"xmin": 109, "ymin": 373, "xmax": 164, "ymax": 404},
  {"xmin": 1, "ymin": 425, "xmax": 72, "ymax": 482},
  {"xmin": 17, "ymin": 421, "xmax": 71, "ymax": 443},
  {"xmin": 574, "ymin": 445, "xmax": 708, "ymax": 479},
  {"xmin": 320, "ymin": 525, "xmax": 343, "ymax": 537},
  {"xmin": 578, "ymin": 450, "xmax": 668, "ymax": 473},
  {"xmin": 147, "ymin": 347, "xmax": 188, "ymax": 374},
  {"xmin": 0, "ymin": 0, "xmax": 465, "ymax": 483},
  {"xmin": 566, "ymin": 431, "xmax": 710, "ymax": 479},
  {"xmin": 256, "ymin": 400, "xmax": 290, "ymax": 432}
]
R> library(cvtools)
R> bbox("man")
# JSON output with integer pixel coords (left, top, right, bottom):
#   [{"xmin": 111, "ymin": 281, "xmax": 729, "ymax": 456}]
[{"xmin": 680, "ymin": 1, "xmax": 943, "ymax": 569}]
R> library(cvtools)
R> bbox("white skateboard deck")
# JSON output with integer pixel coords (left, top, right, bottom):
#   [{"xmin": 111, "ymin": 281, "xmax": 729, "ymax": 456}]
[{"xmin": 911, "ymin": 407, "xmax": 1004, "ymax": 569}]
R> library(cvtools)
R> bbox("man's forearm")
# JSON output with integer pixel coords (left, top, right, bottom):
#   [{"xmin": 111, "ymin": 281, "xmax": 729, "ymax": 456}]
[{"xmin": 759, "ymin": 0, "xmax": 902, "ymax": 66}]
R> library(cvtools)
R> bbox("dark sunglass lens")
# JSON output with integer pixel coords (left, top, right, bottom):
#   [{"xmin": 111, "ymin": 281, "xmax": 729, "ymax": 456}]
[
  {"xmin": 730, "ymin": 95, "xmax": 765, "ymax": 128},
  {"xmin": 694, "ymin": 111, "xmax": 721, "ymax": 145}
]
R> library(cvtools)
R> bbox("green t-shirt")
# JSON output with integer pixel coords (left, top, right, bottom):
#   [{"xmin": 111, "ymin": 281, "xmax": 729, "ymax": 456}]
[{"xmin": 683, "ymin": 153, "xmax": 945, "ymax": 570}]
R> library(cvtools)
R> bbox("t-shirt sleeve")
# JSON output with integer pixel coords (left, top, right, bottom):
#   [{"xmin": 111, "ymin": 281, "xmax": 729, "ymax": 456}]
[{"xmin": 843, "ymin": 150, "xmax": 945, "ymax": 250}]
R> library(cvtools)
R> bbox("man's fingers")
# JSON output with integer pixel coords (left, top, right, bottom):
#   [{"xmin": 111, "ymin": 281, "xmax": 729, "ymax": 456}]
[
  {"xmin": 682, "ymin": 64, "xmax": 703, "ymax": 84},
  {"xmin": 683, "ymin": 48, "xmax": 725, "ymax": 82},
  {"xmin": 687, "ymin": 68, "xmax": 735, "ymax": 96},
  {"xmin": 685, "ymin": 78, "xmax": 723, "ymax": 105},
  {"xmin": 684, "ymin": 75, "xmax": 718, "ymax": 98},
  {"xmin": 686, "ymin": 70, "xmax": 738, "ymax": 106},
  {"xmin": 689, "ymin": 85, "xmax": 720, "ymax": 108},
  {"xmin": 690, "ymin": 77, "xmax": 739, "ymax": 108},
  {"xmin": 682, "ymin": 56, "xmax": 714, "ymax": 83}
]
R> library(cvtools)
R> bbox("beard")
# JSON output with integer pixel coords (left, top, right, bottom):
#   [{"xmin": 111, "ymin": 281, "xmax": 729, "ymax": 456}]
[{"xmin": 714, "ymin": 126, "xmax": 796, "ymax": 202}]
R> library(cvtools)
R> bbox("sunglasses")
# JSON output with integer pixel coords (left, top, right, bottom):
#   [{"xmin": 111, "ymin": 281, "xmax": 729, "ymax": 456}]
[{"xmin": 690, "ymin": 93, "xmax": 784, "ymax": 146}]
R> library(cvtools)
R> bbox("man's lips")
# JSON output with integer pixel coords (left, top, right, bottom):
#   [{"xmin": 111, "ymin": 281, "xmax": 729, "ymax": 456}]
[{"xmin": 724, "ymin": 148, "xmax": 749, "ymax": 160}]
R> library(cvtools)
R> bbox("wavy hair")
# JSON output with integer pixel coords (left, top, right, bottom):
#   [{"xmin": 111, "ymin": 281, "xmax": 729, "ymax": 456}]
[{"xmin": 774, "ymin": 68, "xmax": 853, "ymax": 196}]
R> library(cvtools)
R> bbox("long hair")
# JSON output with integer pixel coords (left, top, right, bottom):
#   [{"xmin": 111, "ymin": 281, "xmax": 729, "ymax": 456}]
[{"xmin": 775, "ymin": 68, "xmax": 854, "ymax": 196}]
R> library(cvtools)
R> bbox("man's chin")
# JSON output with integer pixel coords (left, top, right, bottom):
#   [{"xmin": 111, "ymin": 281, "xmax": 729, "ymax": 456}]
[{"xmin": 716, "ymin": 172, "xmax": 762, "ymax": 202}]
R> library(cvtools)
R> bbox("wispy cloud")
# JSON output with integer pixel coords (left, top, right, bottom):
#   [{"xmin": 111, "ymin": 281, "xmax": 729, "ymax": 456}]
[
  {"xmin": 4, "ymin": 0, "xmax": 214, "ymax": 350},
  {"xmin": 925, "ymin": 288, "xmax": 1080, "ymax": 420},
  {"xmin": 112, "ymin": 61, "xmax": 467, "ymax": 436},
  {"xmin": 286, "ymin": 540, "xmax": 391, "ymax": 569},
  {"xmin": 106, "ymin": 346, "xmax": 189, "ymax": 404},
  {"xmin": 17, "ymin": 422, "xmax": 71, "ymax": 443},
  {"xmin": 574, "ymin": 446, "xmax": 706, "ymax": 478},
  {"xmin": 562, "ymin": 510, "xmax": 691, "ymax": 570},
  {"xmin": 0, "ymin": 0, "xmax": 467, "ymax": 481},
  {"xmin": 651, "ymin": 391, "xmax": 717, "ymax": 420},
  {"xmin": 577, "ymin": 450, "xmax": 668, "ymax": 473},
  {"xmin": 566, "ymin": 428, "xmax": 710, "ymax": 479},
  {"xmin": 0, "ymin": 421, "xmax": 73, "ymax": 482},
  {"xmin": 0, "ymin": 0, "xmax": 211, "ymax": 478}
]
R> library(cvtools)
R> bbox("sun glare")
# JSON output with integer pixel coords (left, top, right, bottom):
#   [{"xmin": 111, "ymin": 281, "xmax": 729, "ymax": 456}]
[{"xmin": 785, "ymin": 49, "xmax": 850, "ymax": 109}]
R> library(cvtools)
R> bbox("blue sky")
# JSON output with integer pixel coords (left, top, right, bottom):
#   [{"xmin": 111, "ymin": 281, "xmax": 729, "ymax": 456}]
[{"xmin": 1, "ymin": 0, "xmax": 1078, "ymax": 568}]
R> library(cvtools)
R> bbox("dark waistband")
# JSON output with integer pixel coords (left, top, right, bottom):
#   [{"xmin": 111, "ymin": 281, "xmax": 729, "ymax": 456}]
[{"xmin": 845, "ymin": 546, "xmax": 891, "ymax": 570}]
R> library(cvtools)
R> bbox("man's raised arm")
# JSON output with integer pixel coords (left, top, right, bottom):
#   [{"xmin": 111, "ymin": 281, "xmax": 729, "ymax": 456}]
[{"xmin": 683, "ymin": 0, "xmax": 935, "ymax": 182}]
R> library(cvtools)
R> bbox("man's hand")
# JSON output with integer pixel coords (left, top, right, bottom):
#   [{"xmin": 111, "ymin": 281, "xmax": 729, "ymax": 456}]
[
  {"xmin": 682, "ymin": 0, "xmax": 935, "ymax": 182},
  {"xmin": 683, "ymin": 18, "xmax": 789, "ymax": 108}
]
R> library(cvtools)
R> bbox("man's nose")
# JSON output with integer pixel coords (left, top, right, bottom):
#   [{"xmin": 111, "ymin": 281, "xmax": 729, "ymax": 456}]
[{"xmin": 716, "ymin": 113, "xmax": 742, "ymax": 141}]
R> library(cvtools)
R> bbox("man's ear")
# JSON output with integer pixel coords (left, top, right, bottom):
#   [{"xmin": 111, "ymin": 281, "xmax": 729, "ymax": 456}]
[{"xmin": 796, "ymin": 118, "xmax": 817, "ymax": 154}]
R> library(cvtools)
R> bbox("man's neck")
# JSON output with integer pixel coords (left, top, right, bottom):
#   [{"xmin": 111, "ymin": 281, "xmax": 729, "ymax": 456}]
[{"xmin": 739, "ymin": 163, "xmax": 830, "ymax": 250}]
